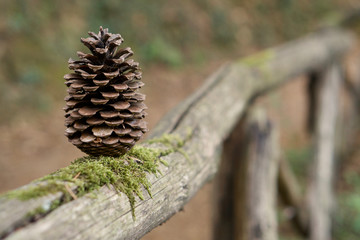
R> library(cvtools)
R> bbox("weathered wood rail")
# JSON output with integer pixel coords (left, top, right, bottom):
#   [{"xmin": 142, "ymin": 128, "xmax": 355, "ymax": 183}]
[{"xmin": 0, "ymin": 27, "xmax": 357, "ymax": 240}]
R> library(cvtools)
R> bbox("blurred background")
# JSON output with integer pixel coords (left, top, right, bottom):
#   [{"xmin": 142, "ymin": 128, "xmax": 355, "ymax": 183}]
[{"xmin": 0, "ymin": 0, "xmax": 360, "ymax": 239}]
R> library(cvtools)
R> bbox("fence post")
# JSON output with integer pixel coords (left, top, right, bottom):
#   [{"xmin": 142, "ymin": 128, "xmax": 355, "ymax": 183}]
[
  {"xmin": 214, "ymin": 109, "xmax": 280, "ymax": 240},
  {"xmin": 307, "ymin": 62, "xmax": 342, "ymax": 240}
]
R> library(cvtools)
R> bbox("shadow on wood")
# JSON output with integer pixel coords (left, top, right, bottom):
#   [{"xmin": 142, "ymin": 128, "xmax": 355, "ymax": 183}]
[{"xmin": 214, "ymin": 109, "xmax": 279, "ymax": 240}]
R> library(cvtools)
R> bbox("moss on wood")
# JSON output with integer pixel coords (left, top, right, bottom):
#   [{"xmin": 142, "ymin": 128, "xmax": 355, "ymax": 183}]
[
  {"xmin": 25, "ymin": 199, "xmax": 62, "ymax": 221},
  {"xmin": 5, "ymin": 133, "xmax": 189, "ymax": 219},
  {"xmin": 238, "ymin": 49, "xmax": 275, "ymax": 67}
]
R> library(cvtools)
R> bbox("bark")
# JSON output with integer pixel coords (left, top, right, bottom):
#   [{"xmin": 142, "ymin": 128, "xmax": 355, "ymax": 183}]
[
  {"xmin": 238, "ymin": 112, "xmax": 279, "ymax": 240},
  {"xmin": 307, "ymin": 62, "xmax": 342, "ymax": 240},
  {"xmin": 214, "ymin": 109, "xmax": 280, "ymax": 240}
]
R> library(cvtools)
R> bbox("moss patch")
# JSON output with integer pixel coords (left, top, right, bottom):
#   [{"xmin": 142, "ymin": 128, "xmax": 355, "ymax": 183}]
[
  {"xmin": 25, "ymin": 199, "xmax": 61, "ymax": 221},
  {"xmin": 238, "ymin": 49, "xmax": 275, "ymax": 67},
  {"xmin": 5, "ymin": 133, "xmax": 189, "ymax": 219},
  {"xmin": 235, "ymin": 49, "xmax": 276, "ymax": 88}
]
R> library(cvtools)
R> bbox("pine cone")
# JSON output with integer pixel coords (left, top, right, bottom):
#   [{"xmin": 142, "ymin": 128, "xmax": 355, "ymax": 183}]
[{"xmin": 64, "ymin": 26, "xmax": 148, "ymax": 157}]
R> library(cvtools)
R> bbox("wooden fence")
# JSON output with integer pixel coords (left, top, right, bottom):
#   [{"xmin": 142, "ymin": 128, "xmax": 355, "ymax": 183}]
[{"xmin": 0, "ymin": 26, "xmax": 359, "ymax": 240}]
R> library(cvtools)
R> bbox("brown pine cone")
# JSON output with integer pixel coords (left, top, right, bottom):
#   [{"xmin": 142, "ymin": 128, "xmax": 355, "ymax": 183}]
[{"xmin": 64, "ymin": 26, "xmax": 148, "ymax": 157}]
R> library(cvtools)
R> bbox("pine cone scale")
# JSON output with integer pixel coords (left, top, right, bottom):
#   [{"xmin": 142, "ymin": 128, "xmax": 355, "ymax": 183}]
[{"xmin": 64, "ymin": 27, "xmax": 147, "ymax": 157}]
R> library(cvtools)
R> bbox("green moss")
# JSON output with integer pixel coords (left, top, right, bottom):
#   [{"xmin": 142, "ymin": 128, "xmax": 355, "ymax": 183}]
[
  {"xmin": 235, "ymin": 49, "xmax": 277, "ymax": 88},
  {"xmin": 7, "ymin": 182, "xmax": 67, "ymax": 200},
  {"xmin": 25, "ymin": 199, "xmax": 61, "ymax": 220},
  {"xmin": 238, "ymin": 49, "xmax": 275, "ymax": 67},
  {"xmin": 5, "ymin": 133, "xmax": 190, "ymax": 219},
  {"xmin": 148, "ymin": 132, "xmax": 191, "ymax": 161}
]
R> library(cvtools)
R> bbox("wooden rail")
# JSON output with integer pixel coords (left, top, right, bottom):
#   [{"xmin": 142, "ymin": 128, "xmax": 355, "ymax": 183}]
[{"xmin": 0, "ymin": 28, "xmax": 356, "ymax": 240}]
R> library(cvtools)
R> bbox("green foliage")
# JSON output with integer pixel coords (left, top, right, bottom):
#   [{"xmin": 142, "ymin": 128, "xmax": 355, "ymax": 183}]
[
  {"xmin": 242, "ymin": 0, "xmax": 338, "ymax": 47},
  {"xmin": 0, "ymin": 0, "xmax": 351, "ymax": 122},
  {"xmin": 334, "ymin": 171, "xmax": 360, "ymax": 239},
  {"xmin": 285, "ymin": 145, "xmax": 312, "ymax": 181},
  {"xmin": 210, "ymin": 8, "xmax": 236, "ymax": 46},
  {"xmin": 5, "ymin": 133, "xmax": 188, "ymax": 219},
  {"xmin": 141, "ymin": 37, "xmax": 183, "ymax": 67}
]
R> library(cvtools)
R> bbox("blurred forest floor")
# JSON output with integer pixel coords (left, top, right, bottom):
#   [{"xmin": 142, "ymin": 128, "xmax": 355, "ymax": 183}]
[{"xmin": 1, "ymin": 0, "xmax": 360, "ymax": 239}]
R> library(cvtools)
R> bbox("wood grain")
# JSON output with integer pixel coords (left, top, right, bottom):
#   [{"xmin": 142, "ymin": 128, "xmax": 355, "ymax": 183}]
[{"xmin": 307, "ymin": 63, "xmax": 342, "ymax": 240}]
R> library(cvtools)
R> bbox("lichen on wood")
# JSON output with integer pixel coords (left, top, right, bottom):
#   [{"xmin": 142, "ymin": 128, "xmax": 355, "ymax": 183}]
[
  {"xmin": 238, "ymin": 49, "xmax": 275, "ymax": 67},
  {"xmin": 5, "ymin": 133, "xmax": 188, "ymax": 219}
]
